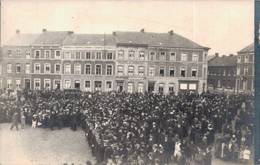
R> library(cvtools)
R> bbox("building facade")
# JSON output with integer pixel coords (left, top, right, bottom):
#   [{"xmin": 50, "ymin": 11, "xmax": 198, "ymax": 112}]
[
  {"xmin": 208, "ymin": 53, "xmax": 237, "ymax": 92},
  {"xmin": 0, "ymin": 29, "xmax": 209, "ymax": 94},
  {"xmin": 236, "ymin": 43, "xmax": 254, "ymax": 93}
]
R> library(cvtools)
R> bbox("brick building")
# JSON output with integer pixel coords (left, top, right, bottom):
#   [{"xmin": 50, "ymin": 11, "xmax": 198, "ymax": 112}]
[
  {"xmin": 236, "ymin": 43, "xmax": 254, "ymax": 93},
  {"xmin": 0, "ymin": 30, "xmax": 39, "ymax": 90},
  {"xmin": 208, "ymin": 53, "xmax": 237, "ymax": 92},
  {"xmin": 0, "ymin": 29, "xmax": 209, "ymax": 94}
]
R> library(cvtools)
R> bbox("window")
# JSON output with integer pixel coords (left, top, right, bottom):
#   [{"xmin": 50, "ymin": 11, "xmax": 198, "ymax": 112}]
[
  {"xmin": 74, "ymin": 80, "xmax": 80, "ymax": 89},
  {"xmin": 237, "ymin": 56, "xmax": 241, "ymax": 63},
  {"xmin": 44, "ymin": 79, "xmax": 51, "ymax": 90},
  {"xmin": 64, "ymin": 64, "xmax": 71, "ymax": 74},
  {"xmin": 96, "ymin": 52, "xmax": 102, "ymax": 59},
  {"xmin": 34, "ymin": 64, "xmax": 41, "ymax": 74},
  {"xmin": 128, "ymin": 66, "xmax": 134, "ymax": 75},
  {"xmin": 181, "ymin": 53, "xmax": 187, "ymax": 61},
  {"xmin": 237, "ymin": 67, "xmax": 240, "ymax": 76},
  {"xmin": 149, "ymin": 67, "xmax": 155, "ymax": 76},
  {"xmin": 138, "ymin": 66, "xmax": 145, "ymax": 76},
  {"xmin": 117, "ymin": 65, "xmax": 124, "ymax": 75},
  {"xmin": 81, "ymin": 52, "xmax": 86, "ymax": 59},
  {"xmin": 25, "ymin": 50, "xmax": 30, "ymax": 59},
  {"xmin": 106, "ymin": 65, "xmax": 113, "ymax": 75},
  {"xmin": 8, "ymin": 50, "xmax": 12, "ymax": 56},
  {"xmin": 127, "ymin": 82, "xmax": 133, "ymax": 93},
  {"xmin": 85, "ymin": 65, "xmax": 91, "ymax": 75},
  {"xmin": 64, "ymin": 80, "xmax": 71, "ymax": 89},
  {"xmin": 35, "ymin": 50, "xmax": 40, "ymax": 59},
  {"xmin": 159, "ymin": 67, "xmax": 165, "ymax": 77},
  {"xmin": 189, "ymin": 83, "xmax": 197, "ymax": 90},
  {"xmin": 118, "ymin": 50, "xmax": 124, "ymax": 59},
  {"xmin": 26, "ymin": 64, "xmax": 31, "ymax": 74},
  {"xmin": 44, "ymin": 63, "xmax": 51, "ymax": 74},
  {"xmin": 0, "ymin": 64, "xmax": 2, "ymax": 75},
  {"xmin": 94, "ymin": 81, "xmax": 102, "ymax": 91},
  {"xmin": 170, "ymin": 67, "xmax": 175, "ymax": 77},
  {"xmin": 86, "ymin": 52, "xmax": 91, "ymax": 59},
  {"xmin": 55, "ymin": 64, "xmax": 61, "ymax": 74},
  {"xmin": 160, "ymin": 52, "xmax": 166, "ymax": 60},
  {"xmin": 95, "ymin": 65, "xmax": 102, "ymax": 75},
  {"xmin": 159, "ymin": 83, "xmax": 164, "ymax": 93},
  {"xmin": 204, "ymin": 53, "xmax": 207, "ymax": 60},
  {"xmin": 150, "ymin": 52, "xmax": 155, "ymax": 60},
  {"xmin": 17, "ymin": 49, "xmax": 21, "ymax": 56},
  {"xmin": 139, "ymin": 51, "xmax": 145, "ymax": 60},
  {"xmin": 106, "ymin": 81, "xmax": 112, "ymax": 92},
  {"xmin": 169, "ymin": 83, "xmax": 175, "ymax": 93},
  {"xmin": 192, "ymin": 53, "xmax": 198, "ymax": 62},
  {"xmin": 85, "ymin": 81, "xmax": 91, "ymax": 91},
  {"xmin": 45, "ymin": 50, "xmax": 51, "ymax": 59},
  {"xmin": 129, "ymin": 50, "xmax": 135, "ymax": 59},
  {"xmin": 137, "ymin": 83, "xmax": 144, "ymax": 93},
  {"xmin": 64, "ymin": 52, "xmax": 71, "ymax": 59},
  {"xmin": 107, "ymin": 52, "xmax": 113, "ymax": 60},
  {"xmin": 191, "ymin": 68, "xmax": 197, "ymax": 77},
  {"xmin": 180, "ymin": 83, "xmax": 188, "ymax": 90},
  {"xmin": 74, "ymin": 64, "xmax": 81, "ymax": 75},
  {"xmin": 0, "ymin": 79, "xmax": 2, "ymax": 89},
  {"xmin": 16, "ymin": 80, "xmax": 21, "ymax": 89},
  {"xmin": 170, "ymin": 52, "xmax": 176, "ymax": 61},
  {"xmin": 76, "ymin": 52, "xmax": 81, "ymax": 59},
  {"xmin": 34, "ymin": 79, "xmax": 41, "ymax": 90},
  {"xmin": 244, "ymin": 66, "xmax": 248, "ymax": 75},
  {"xmin": 7, "ymin": 79, "xmax": 12, "ymax": 89},
  {"xmin": 244, "ymin": 55, "xmax": 249, "ymax": 63},
  {"xmin": 7, "ymin": 64, "xmax": 12, "ymax": 73},
  {"xmin": 54, "ymin": 80, "xmax": 61, "ymax": 89},
  {"xmin": 16, "ymin": 63, "xmax": 21, "ymax": 73},
  {"xmin": 55, "ymin": 50, "xmax": 61, "ymax": 59},
  {"xmin": 180, "ymin": 67, "xmax": 186, "ymax": 77}
]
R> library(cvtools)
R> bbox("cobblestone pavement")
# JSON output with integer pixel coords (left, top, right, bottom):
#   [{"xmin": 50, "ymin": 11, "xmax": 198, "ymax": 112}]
[
  {"xmin": 0, "ymin": 123, "xmax": 95, "ymax": 165},
  {"xmin": 0, "ymin": 123, "xmax": 250, "ymax": 165}
]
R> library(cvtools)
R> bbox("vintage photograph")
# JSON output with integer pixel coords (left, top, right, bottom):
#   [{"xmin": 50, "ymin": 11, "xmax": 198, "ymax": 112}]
[{"xmin": 0, "ymin": 0, "xmax": 255, "ymax": 165}]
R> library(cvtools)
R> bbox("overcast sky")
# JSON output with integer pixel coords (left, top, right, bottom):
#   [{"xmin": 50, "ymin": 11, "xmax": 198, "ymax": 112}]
[{"xmin": 1, "ymin": 0, "xmax": 253, "ymax": 55}]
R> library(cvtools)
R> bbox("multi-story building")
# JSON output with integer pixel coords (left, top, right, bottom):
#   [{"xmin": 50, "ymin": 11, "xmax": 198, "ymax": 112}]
[
  {"xmin": 114, "ymin": 31, "xmax": 209, "ymax": 94},
  {"xmin": 236, "ymin": 43, "xmax": 254, "ymax": 93},
  {"xmin": 61, "ymin": 34, "xmax": 116, "ymax": 91},
  {"xmin": 0, "ymin": 30, "xmax": 39, "ymax": 90},
  {"xmin": 31, "ymin": 29, "xmax": 72, "ymax": 90},
  {"xmin": 208, "ymin": 53, "xmax": 237, "ymax": 92},
  {"xmin": 0, "ymin": 29, "xmax": 209, "ymax": 94}
]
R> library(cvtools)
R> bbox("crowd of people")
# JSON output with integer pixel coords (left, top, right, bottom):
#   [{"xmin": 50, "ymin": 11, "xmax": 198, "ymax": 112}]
[{"xmin": 0, "ymin": 89, "xmax": 254, "ymax": 165}]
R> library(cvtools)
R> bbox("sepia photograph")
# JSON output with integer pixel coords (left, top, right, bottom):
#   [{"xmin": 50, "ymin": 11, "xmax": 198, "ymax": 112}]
[{"xmin": 0, "ymin": 0, "xmax": 255, "ymax": 165}]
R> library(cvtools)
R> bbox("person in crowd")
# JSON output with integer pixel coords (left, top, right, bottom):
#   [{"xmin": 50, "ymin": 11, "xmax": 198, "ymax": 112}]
[
  {"xmin": 0, "ymin": 89, "xmax": 254, "ymax": 164},
  {"xmin": 10, "ymin": 111, "xmax": 19, "ymax": 130}
]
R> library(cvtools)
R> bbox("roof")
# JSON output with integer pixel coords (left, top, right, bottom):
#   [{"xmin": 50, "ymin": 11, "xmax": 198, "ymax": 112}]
[
  {"xmin": 208, "ymin": 55, "xmax": 237, "ymax": 67},
  {"xmin": 238, "ymin": 43, "xmax": 254, "ymax": 53},
  {"xmin": 113, "ymin": 31, "xmax": 209, "ymax": 49},
  {"xmin": 63, "ymin": 34, "xmax": 116, "ymax": 46},
  {"xmin": 5, "ymin": 34, "xmax": 39, "ymax": 46},
  {"xmin": 32, "ymin": 31, "xmax": 71, "ymax": 45}
]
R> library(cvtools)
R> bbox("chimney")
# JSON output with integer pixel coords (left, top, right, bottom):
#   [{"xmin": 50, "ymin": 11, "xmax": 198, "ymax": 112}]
[
  {"xmin": 215, "ymin": 52, "xmax": 219, "ymax": 57},
  {"xmin": 229, "ymin": 54, "xmax": 234, "ymax": 56},
  {"xmin": 112, "ymin": 32, "xmax": 116, "ymax": 36},
  {"xmin": 222, "ymin": 55, "xmax": 226, "ymax": 58},
  {"xmin": 42, "ymin": 28, "xmax": 47, "ymax": 33},
  {"xmin": 67, "ymin": 31, "xmax": 74, "ymax": 35},
  {"xmin": 16, "ymin": 29, "xmax": 20, "ymax": 34},
  {"xmin": 168, "ymin": 30, "xmax": 174, "ymax": 35},
  {"xmin": 140, "ymin": 28, "xmax": 145, "ymax": 33}
]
